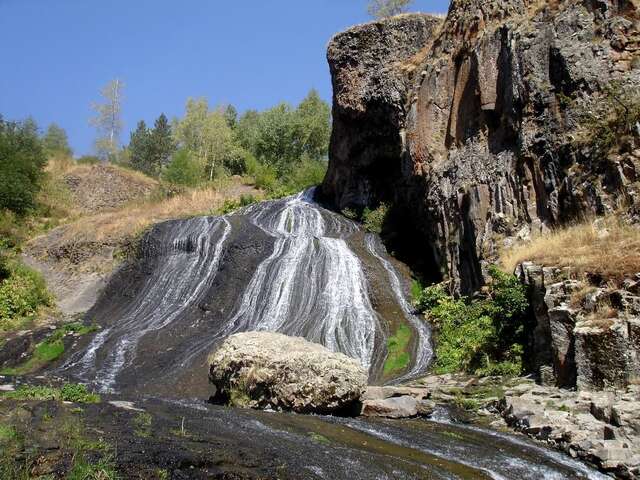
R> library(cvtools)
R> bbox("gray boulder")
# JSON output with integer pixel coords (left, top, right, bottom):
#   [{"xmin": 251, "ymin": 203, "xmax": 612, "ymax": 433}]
[
  {"xmin": 208, "ymin": 332, "xmax": 367, "ymax": 414},
  {"xmin": 361, "ymin": 396, "xmax": 419, "ymax": 418}
]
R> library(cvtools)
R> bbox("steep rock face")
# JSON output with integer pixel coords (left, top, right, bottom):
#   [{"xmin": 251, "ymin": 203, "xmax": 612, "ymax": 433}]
[
  {"xmin": 321, "ymin": 0, "xmax": 640, "ymax": 293},
  {"xmin": 517, "ymin": 262, "xmax": 640, "ymax": 390}
]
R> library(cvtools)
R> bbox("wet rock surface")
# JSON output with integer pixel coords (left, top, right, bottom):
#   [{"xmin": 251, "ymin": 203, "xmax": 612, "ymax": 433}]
[
  {"xmin": 0, "ymin": 376, "xmax": 607, "ymax": 480},
  {"xmin": 208, "ymin": 332, "xmax": 367, "ymax": 414},
  {"xmin": 320, "ymin": 0, "xmax": 640, "ymax": 294}
]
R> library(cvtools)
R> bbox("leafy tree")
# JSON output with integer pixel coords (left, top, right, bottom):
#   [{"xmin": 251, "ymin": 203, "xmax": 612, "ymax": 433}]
[
  {"xmin": 368, "ymin": 0, "xmax": 414, "ymax": 18},
  {"xmin": 235, "ymin": 109, "xmax": 261, "ymax": 153},
  {"xmin": 295, "ymin": 89, "xmax": 331, "ymax": 160},
  {"xmin": 237, "ymin": 90, "xmax": 331, "ymax": 175},
  {"xmin": 0, "ymin": 117, "xmax": 47, "ymax": 215},
  {"xmin": 42, "ymin": 124, "xmax": 72, "ymax": 157},
  {"xmin": 161, "ymin": 149, "xmax": 202, "ymax": 187},
  {"xmin": 173, "ymin": 98, "xmax": 235, "ymax": 181},
  {"xmin": 90, "ymin": 78, "xmax": 124, "ymax": 161}
]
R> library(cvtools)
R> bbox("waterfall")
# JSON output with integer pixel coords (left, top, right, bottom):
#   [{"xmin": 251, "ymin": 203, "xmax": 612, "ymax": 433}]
[{"xmin": 62, "ymin": 189, "xmax": 431, "ymax": 393}]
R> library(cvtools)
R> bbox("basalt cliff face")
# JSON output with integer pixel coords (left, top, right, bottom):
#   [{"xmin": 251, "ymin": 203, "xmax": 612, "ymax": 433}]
[{"xmin": 321, "ymin": 0, "xmax": 640, "ymax": 294}]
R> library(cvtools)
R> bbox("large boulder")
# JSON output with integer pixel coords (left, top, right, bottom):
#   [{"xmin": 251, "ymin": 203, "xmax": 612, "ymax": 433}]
[{"xmin": 208, "ymin": 332, "xmax": 367, "ymax": 414}]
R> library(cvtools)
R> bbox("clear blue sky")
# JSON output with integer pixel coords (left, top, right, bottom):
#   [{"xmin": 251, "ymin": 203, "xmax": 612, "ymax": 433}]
[{"xmin": 0, "ymin": 0, "xmax": 450, "ymax": 156}]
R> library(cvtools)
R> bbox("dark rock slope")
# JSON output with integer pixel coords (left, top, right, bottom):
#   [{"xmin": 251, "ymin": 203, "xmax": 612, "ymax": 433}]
[{"xmin": 321, "ymin": 0, "xmax": 640, "ymax": 293}]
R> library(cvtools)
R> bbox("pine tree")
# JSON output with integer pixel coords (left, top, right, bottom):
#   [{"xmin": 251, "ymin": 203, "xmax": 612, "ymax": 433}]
[
  {"xmin": 129, "ymin": 120, "xmax": 151, "ymax": 175},
  {"xmin": 149, "ymin": 113, "xmax": 175, "ymax": 172}
]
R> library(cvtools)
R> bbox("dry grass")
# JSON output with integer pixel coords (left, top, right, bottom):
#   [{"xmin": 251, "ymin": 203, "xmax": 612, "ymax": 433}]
[
  {"xmin": 50, "ymin": 181, "xmax": 261, "ymax": 247},
  {"xmin": 500, "ymin": 216, "xmax": 640, "ymax": 283}
]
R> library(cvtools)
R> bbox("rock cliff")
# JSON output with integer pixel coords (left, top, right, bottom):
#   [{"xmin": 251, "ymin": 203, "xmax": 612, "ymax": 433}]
[{"xmin": 320, "ymin": 0, "xmax": 640, "ymax": 294}]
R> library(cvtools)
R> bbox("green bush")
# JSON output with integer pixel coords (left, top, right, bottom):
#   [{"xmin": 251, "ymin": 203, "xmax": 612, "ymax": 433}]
[
  {"xmin": 415, "ymin": 267, "xmax": 529, "ymax": 376},
  {"xmin": 2, "ymin": 383, "xmax": 100, "ymax": 404},
  {"xmin": 362, "ymin": 203, "xmax": 389, "ymax": 234},
  {"xmin": 219, "ymin": 194, "xmax": 258, "ymax": 215},
  {"xmin": 161, "ymin": 149, "xmax": 202, "ymax": 187},
  {"xmin": 0, "ymin": 118, "xmax": 47, "ymax": 216},
  {"xmin": 61, "ymin": 383, "xmax": 101, "ymax": 404},
  {"xmin": 0, "ymin": 259, "xmax": 51, "ymax": 332}
]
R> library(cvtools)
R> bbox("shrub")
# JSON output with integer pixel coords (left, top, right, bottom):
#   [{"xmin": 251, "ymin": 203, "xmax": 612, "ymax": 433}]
[
  {"xmin": 362, "ymin": 203, "xmax": 389, "ymax": 234},
  {"xmin": 0, "ymin": 259, "xmax": 51, "ymax": 332},
  {"xmin": 2, "ymin": 383, "xmax": 100, "ymax": 404},
  {"xmin": 577, "ymin": 81, "xmax": 640, "ymax": 155},
  {"xmin": 415, "ymin": 267, "xmax": 529, "ymax": 376},
  {"xmin": 61, "ymin": 383, "xmax": 100, "ymax": 404},
  {"xmin": 0, "ymin": 118, "xmax": 47, "ymax": 216},
  {"xmin": 219, "ymin": 194, "xmax": 257, "ymax": 215},
  {"xmin": 161, "ymin": 149, "xmax": 202, "ymax": 187}
]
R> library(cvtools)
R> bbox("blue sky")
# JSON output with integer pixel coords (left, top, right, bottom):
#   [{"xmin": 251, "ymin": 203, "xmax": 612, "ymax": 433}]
[{"xmin": 0, "ymin": 0, "xmax": 450, "ymax": 155}]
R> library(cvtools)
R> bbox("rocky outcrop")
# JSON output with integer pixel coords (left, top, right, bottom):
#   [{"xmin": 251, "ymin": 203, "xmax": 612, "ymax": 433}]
[
  {"xmin": 517, "ymin": 262, "xmax": 640, "ymax": 390},
  {"xmin": 208, "ymin": 332, "xmax": 367, "ymax": 414},
  {"xmin": 321, "ymin": 0, "xmax": 640, "ymax": 293},
  {"xmin": 499, "ymin": 381, "xmax": 640, "ymax": 478}
]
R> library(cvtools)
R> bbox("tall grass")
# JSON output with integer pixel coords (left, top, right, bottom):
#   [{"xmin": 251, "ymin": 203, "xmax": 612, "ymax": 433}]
[{"xmin": 500, "ymin": 216, "xmax": 640, "ymax": 283}]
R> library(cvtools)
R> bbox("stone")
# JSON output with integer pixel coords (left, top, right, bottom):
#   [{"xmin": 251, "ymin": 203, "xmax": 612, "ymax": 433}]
[
  {"xmin": 208, "ymin": 332, "xmax": 367, "ymax": 414},
  {"xmin": 361, "ymin": 396, "xmax": 418, "ymax": 418}
]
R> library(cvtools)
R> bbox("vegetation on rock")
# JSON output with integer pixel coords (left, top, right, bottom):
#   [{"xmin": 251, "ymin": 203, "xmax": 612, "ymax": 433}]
[
  {"xmin": 414, "ymin": 267, "xmax": 530, "ymax": 376},
  {"xmin": 368, "ymin": 0, "xmax": 414, "ymax": 18}
]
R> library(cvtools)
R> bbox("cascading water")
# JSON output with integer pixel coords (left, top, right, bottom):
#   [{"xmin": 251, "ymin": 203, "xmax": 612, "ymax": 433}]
[
  {"xmin": 61, "ymin": 189, "xmax": 430, "ymax": 392},
  {"xmin": 54, "ymin": 189, "xmax": 608, "ymax": 479}
]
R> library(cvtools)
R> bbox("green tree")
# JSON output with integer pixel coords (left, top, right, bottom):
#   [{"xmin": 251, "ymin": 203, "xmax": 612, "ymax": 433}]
[
  {"xmin": 173, "ymin": 98, "xmax": 235, "ymax": 181},
  {"xmin": 149, "ymin": 113, "xmax": 176, "ymax": 171},
  {"xmin": 161, "ymin": 149, "xmax": 202, "ymax": 187},
  {"xmin": 368, "ymin": 0, "xmax": 414, "ymax": 18},
  {"xmin": 128, "ymin": 121, "xmax": 152, "ymax": 175},
  {"xmin": 42, "ymin": 124, "xmax": 73, "ymax": 157},
  {"xmin": 295, "ymin": 89, "xmax": 331, "ymax": 160},
  {"xmin": 0, "ymin": 117, "xmax": 47, "ymax": 215},
  {"xmin": 90, "ymin": 78, "xmax": 124, "ymax": 161},
  {"xmin": 223, "ymin": 105, "xmax": 238, "ymax": 129}
]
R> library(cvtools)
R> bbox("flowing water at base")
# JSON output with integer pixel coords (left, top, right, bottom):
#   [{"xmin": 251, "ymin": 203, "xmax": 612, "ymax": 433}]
[{"xmin": 53, "ymin": 190, "xmax": 606, "ymax": 478}]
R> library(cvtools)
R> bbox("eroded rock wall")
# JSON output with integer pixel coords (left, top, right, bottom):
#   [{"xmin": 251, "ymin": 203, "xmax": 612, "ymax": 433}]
[{"xmin": 321, "ymin": 0, "xmax": 640, "ymax": 293}]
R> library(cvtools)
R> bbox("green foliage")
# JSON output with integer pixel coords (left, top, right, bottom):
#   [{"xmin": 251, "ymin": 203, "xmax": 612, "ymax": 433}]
[
  {"xmin": 68, "ymin": 457, "xmax": 118, "ymax": 480},
  {"xmin": 161, "ymin": 149, "xmax": 202, "ymax": 187},
  {"xmin": 219, "ymin": 194, "xmax": 258, "ymax": 215},
  {"xmin": 42, "ymin": 123, "xmax": 72, "ymax": 157},
  {"xmin": 0, "ymin": 258, "xmax": 51, "ymax": 333},
  {"xmin": 0, "ymin": 117, "xmax": 47, "ymax": 216},
  {"xmin": 362, "ymin": 203, "xmax": 389, "ymax": 234},
  {"xmin": 578, "ymin": 81, "xmax": 640, "ymax": 155},
  {"xmin": 1, "ymin": 322, "xmax": 97, "ymax": 374},
  {"xmin": 60, "ymin": 383, "xmax": 101, "ymax": 404},
  {"xmin": 2, "ymin": 383, "xmax": 100, "ymax": 404},
  {"xmin": 368, "ymin": 0, "xmax": 414, "ymax": 18},
  {"xmin": 415, "ymin": 268, "xmax": 529, "ymax": 376},
  {"xmin": 129, "ymin": 114, "xmax": 176, "ymax": 177},
  {"xmin": 383, "ymin": 324, "xmax": 412, "ymax": 375}
]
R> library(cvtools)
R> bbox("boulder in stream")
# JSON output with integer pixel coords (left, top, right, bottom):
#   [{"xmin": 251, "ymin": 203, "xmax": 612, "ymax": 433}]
[{"xmin": 208, "ymin": 332, "xmax": 367, "ymax": 414}]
